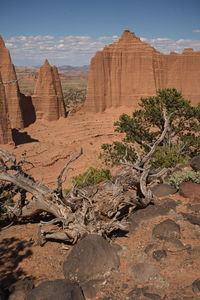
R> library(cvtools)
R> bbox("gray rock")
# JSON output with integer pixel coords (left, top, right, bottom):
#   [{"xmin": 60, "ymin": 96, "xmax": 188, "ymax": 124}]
[
  {"xmin": 190, "ymin": 156, "xmax": 200, "ymax": 171},
  {"xmin": 152, "ymin": 250, "xmax": 167, "ymax": 261},
  {"xmin": 9, "ymin": 279, "xmax": 34, "ymax": 300},
  {"xmin": 63, "ymin": 234, "xmax": 119, "ymax": 283},
  {"xmin": 129, "ymin": 263, "xmax": 158, "ymax": 283},
  {"xmin": 192, "ymin": 278, "xmax": 200, "ymax": 294},
  {"xmin": 151, "ymin": 184, "xmax": 177, "ymax": 197},
  {"xmin": 179, "ymin": 181, "xmax": 200, "ymax": 200},
  {"xmin": 25, "ymin": 279, "xmax": 84, "ymax": 300},
  {"xmin": 152, "ymin": 219, "xmax": 181, "ymax": 240},
  {"xmin": 129, "ymin": 199, "xmax": 178, "ymax": 232}
]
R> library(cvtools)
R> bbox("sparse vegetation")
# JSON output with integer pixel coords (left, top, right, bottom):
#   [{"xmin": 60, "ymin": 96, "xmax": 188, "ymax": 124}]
[
  {"xmin": 64, "ymin": 87, "xmax": 86, "ymax": 110},
  {"xmin": 170, "ymin": 169, "xmax": 200, "ymax": 189},
  {"xmin": 72, "ymin": 167, "xmax": 112, "ymax": 188}
]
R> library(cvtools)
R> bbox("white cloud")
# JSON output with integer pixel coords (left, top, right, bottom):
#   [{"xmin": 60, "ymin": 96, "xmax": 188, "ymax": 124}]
[
  {"xmin": 192, "ymin": 30, "xmax": 200, "ymax": 33},
  {"xmin": 4, "ymin": 34, "xmax": 200, "ymax": 66}
]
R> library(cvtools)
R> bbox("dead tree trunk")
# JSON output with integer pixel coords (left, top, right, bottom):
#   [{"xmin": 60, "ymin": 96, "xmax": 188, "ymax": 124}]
[{"xmin": 0, "ymin": 109, "xmax": 171, "ymax": 244}]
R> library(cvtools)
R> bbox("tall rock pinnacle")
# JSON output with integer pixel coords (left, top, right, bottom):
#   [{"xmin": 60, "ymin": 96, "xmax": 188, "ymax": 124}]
[
  {"xmin": 0, "ymin": 70, "xmax": 12, "ymax": 144},
  {"xmin": 32, "ymin": 60, "xmax": 66, "ymax": 121},
  {"xmin": 0, "ymin": 36, "xmax": 24, "ymax": 129},
  {"xmin": 85, "ymin": 30, "xmax": 200, "ymax": 112}
]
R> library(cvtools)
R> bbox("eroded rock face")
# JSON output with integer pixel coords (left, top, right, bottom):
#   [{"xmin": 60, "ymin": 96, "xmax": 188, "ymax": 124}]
[
  {"xmin": 85, "ymin": 29, "xmax": 200, "ymax": 112},
  {"xmin": 32, "ymin": 60, "xmax": 66, "ymax": 121},
  {"xmin": 0, "ymin": 36, "xmax": 24, "ymax": 129},
  {"xmin": 0, "ymin": 71, "xmax": 12, "ymax": 144}
]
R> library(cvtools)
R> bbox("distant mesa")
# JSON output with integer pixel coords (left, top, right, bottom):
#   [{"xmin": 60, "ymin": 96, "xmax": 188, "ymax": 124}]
[
  {"xmin": 32, "ymin": 59, "xmax": 66, "ymax": 121},
  {"xmin": 85, "ymin": 29, "xmax": 200, "ymax": 112}
]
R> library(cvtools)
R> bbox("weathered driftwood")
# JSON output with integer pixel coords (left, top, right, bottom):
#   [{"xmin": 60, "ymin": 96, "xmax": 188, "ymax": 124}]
[{"xmin": 0, "ymin": 109, "xmax": 171, "ymax": 244}]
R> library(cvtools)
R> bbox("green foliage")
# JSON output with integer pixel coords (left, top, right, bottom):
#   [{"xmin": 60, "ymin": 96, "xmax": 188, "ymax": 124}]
[
  {"xmin": 72, "ymin": 167, "xmax": 112, "ymax": 188},
  {"xmin": 101, "ymin": 89, "xmax": 200, "ymax": 169},
  {"xmin": 151, "ymin": 145, "xmax": 188, "ymax": 169},
  {"xmin": 64, "ymin": 88, "xmax": 86, "ymax": 107},
  {"xmin": 100, "ymin": 141, "xmax": 137, "ymax": 166},
  {"xmin": 170, "ymin": 169, "xmax": 200, "ymax": 189}
]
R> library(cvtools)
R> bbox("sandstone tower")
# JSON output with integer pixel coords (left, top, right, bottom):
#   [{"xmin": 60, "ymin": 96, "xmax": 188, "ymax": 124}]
[
  {"xmin": 85, "ymin": 29, "xmax": 200, "ymax": 112},
  {"xmin": 0, "ymin": 71, "xmax": 12, "ymax": 143},
  {"xmin": 32, "ymin": 60, "xmax": 66, "ymax": 121},
  {"xmin": 0, "ymin": 36, "xmax": 24, "ymax": 128}
]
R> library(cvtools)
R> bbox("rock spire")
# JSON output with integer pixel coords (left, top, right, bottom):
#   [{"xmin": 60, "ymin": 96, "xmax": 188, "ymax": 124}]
[
  {"xmin": 0, "ymin": 70, "xmax": 12, "ymax": 144},
  {"xmin": 0, "ymin": 36, "xmax": 24, "ymax": 128},
  {"xmin": 32, "ymin": 59, "xmax": 66, "ymax": 121}
]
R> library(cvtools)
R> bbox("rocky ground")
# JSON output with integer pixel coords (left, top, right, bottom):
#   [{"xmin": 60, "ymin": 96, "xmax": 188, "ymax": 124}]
[{"xmin": 0, "ymin": 108, "xmax": 200, "ymax": 299}]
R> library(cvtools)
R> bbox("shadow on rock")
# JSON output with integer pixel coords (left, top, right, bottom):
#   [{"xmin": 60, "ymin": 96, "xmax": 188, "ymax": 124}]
[
  {"xmin": 12, "ymin": 129, "xmax": 39, "ymax": 146},
  {"xmin": 0, "ymin": 237, "xmax": 33, "ymax": 292}
]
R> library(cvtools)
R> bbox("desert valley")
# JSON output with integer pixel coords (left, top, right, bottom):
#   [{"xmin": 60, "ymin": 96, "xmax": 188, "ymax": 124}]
[{"xmin": 0, "ymin": 30, "xmax": 200, "ymax": 300}]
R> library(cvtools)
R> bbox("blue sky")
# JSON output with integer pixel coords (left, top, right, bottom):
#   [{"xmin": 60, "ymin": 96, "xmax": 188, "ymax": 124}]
[{"xmin": 1, "ymin": 0, "xmax": 200, "ymax": 66}]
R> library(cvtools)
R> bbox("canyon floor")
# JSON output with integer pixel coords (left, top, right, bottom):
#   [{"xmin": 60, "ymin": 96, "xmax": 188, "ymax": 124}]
[{"xmin": 1, "ymin": 108, "xmax": 200, "ymax": 299}]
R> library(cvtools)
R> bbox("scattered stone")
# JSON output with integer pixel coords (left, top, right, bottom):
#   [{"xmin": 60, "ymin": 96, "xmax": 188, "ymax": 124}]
[
  {"xmin": 63, "ymin": 234, "xmax": 119, "ymax": 283},
  {"xmin": 190, "ymin": 156, "xmax": 200, "ymax": 171},
  {"xmin": 181, "ymin": 212, "xmax": 200, "ymax": 226},
  {"xmin": 151, "ymin": 184, "xmax": 177, "ymax": 197},
  {"xmin": 129, "ymin": 263, "xmax": 158, "ymax": 283},
  {"xmin": 179, "ymin": 181, "xmax": 200, "ymax": 200},
  {"xmin": 9, "ymin": 279, "xmax": 34, "ymax": 300},
  {"xmin": 152, "ymin": 250, "xmax": 167, "ymax": 261},
  {"xmin": 163, "ymin": 238, "xmax": 186, "ymax": 252},
  {"xmin": 152, "ymin": 219, "xmax": 181, "ymax": 240},
  {"xmin": 25, "ymin": 279, "xmax": 85, "ymax": 300},
  {"xmin": 192, "ymin": 279, "xmax": 200, "ymax": 294},
  {"xmin": 144, "ymin": 243, "xmax": 159, "ymax": 255},
  {"xmin": 129, "ymin": 200, "xmax": 178, "ymax": 232},
  {"xmin": 127, "ymin": 287, "xmax": 162, "ymax": 299}
]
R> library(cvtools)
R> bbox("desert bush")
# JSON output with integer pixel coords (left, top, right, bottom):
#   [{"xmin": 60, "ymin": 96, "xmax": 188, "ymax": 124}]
[
  {"xmin": 64, "ymin": 88, "xmax": 86, "ymax": 106},
  {"xmin": 170, "ymin": 169, "xmax": 200, "ymax": 189},
  {"xmin": 72, "ymin": 167, "xmax": 112, "ymax": 188},
  {"xmin": 101, "ymin": 89, "xmax": 200, "ymax": 169}
]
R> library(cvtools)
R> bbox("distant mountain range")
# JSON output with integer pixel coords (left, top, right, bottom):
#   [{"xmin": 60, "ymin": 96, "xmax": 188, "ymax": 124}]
[{"xmin": 31, "ymin": 65, "xmax": 89, "ymax": 71}]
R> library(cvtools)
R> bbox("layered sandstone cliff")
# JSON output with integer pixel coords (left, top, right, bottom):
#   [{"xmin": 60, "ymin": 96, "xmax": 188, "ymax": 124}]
[
  {"xmin": 85, "ymin": 30, "xmax": 200, "ymax": 112},
  {"xmin": 0, "ymin": 36, "xmax": 24, "ymax": 128},
  {"xmin": 32, "ymin": 60, "xmax": 66, "ymax": 121},
  {"xmin": 0, "ymin": 71, "xmax": 12, "ymax": 144}
]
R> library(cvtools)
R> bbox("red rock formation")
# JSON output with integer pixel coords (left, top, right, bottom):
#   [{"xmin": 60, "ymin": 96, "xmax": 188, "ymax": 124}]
[
  {"xmin": 32, "ymin": 60, "xmax": 66, "ymax": 121},
  {"xmin": 85, "ymin": 30, "xmax": 200, "ymax": 112},
  {"xmin": 0, "ymin": 36, "xmax": 24, "ymax": 128},
  {"xmin": 0, "ymin": 71, "xmax": 12, "ymax": 144}
]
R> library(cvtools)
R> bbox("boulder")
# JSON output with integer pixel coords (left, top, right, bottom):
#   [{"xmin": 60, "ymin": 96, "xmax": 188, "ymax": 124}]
[
  {"xmin": 190, "ymin": 156, "xmax": 200, "ymax": 171},
  {"xmin": 9, "ymin": 279, "xmax": 34, "ymax": 300},
  {"xmin": 32, "ymin": 60, "xmax": 66, "ymax": 121},
  {"xmin": 151, "ymin": 184, "xmax": 177, "ymax": 197},
  {"xmin": 152, "ymin": 219, "xmax": 181, "ymax": 240},
  {"xmin": 25, "ymin": 280, "xmax": 84, "ymax": 300},
  {"xmin": 0, "ymin": 36, "xmax": 24, "ymax": 129},
  {"xmin": 85, "ymin": 29, "xmax": 200, "ymax": 112},
  {"xmin": 179, "ymin": 181, "xmax": 200, "ymax": 200},
  {"xmin": 63, "ymin": 234, "xmax": 119, "ymax": 283}
]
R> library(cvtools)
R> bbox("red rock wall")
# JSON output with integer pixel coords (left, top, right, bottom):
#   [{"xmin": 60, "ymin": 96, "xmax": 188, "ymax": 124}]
[
  {"xmin": 0, "ymin": 71, "xmax": 12, "ymax": 144},
  {"xmin": 32, "ymin": 60, "xmax": 66, "ymax": 121},
  {"xmin": 0, "ymin": 36, "xmax": 24, "ymax": 129},
  {"xmin": 85, "ymin": 30, "xmax": 200, "ymax": 112}
]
